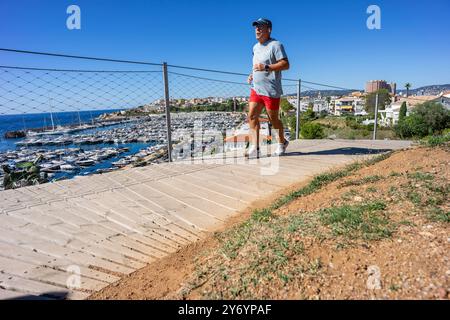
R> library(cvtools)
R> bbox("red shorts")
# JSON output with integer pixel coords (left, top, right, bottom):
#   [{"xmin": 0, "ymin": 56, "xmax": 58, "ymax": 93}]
[{"xmin": 250, "ymin": 89, "xmax": 280, "ymax": 111}]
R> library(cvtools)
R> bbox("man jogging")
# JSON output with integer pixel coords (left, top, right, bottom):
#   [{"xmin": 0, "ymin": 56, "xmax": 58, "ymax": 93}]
[{"xmin": 246, "ymin": 17, "xmax": 290, "ymax": 158}]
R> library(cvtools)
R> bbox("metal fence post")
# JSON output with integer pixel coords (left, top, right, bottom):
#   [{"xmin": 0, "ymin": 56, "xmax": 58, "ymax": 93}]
[
  {"xmin": 162, "ymin": 62, "xmax": 173, "ymax": 162},
  {"xmin": 373, "ymin": 93, "xmax": 379, "ymax": 140},
  {"xmin": 295, "ymin": 79, "xmax": 302, "ymax": 140}
]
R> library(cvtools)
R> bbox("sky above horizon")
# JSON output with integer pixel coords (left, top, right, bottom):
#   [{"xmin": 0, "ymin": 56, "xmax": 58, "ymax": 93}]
[{"xmin": 1, "ymin": 0, "xmax": 449, "ymax": 91}]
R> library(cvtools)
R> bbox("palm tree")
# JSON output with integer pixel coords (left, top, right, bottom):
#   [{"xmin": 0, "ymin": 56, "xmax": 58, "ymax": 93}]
[
  {"xmin": 326, "ymin": 96, "xmax": 331, "ymax": 113},
  {"xmin": 405, "ymin": 83, "xmax": 412, "ymax": 97}
]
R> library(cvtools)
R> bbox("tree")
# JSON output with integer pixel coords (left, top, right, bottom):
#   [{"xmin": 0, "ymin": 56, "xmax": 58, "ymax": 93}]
[
  {"xmin": 365, "ymin": 89, "xmax": 392, "ymax": 113},
  {"xmin": 301, "ymin": 122, "xmax": 325, "ymax": 139},
  {"xmin": 2, "ymin": 155, "xmax": 47, "ymax": 190},
  {"xmin": 399, "ymin": 101, "xmax": 407, "ymax": 123},
  {"xmin": 395, "ymin": 113, "xmax": 428, "ymax": 138},
  {"xmin": 395, "ymin": 102, "xmax": 450, "ymax": 138},
  {"xmin": 226, "ymin": 99, "xmax": 234, "ymax": 109},
  {"xmin": 287, "ymin": 115, "xmax": 297, "ymax": 137},
  {"xmin": 413, "ymin": 102, "xmax": 450, "ymax": 133},
  {"xmin": 301, "ymin": 108, "xmax": 317, "ymax": 122},
  {"xmin": 405, "ymin": 83, "xmax": 412, "ymax": 97},
  {"xmin": 280, "ymin": 98, "xmax": 294, "ymax": 116}
]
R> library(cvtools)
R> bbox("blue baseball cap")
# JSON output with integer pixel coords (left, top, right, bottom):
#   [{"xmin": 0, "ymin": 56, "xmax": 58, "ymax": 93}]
[{"xmin": 252, "ymin": 18, "xmax": 272, "ymax": 28}]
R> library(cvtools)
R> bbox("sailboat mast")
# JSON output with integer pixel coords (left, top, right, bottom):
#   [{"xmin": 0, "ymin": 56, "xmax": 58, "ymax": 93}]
[
  {"xmin": 50, "ymin": 112, "xmax": 55, "ymax": 131},
  {"xmin": 49, "ymin": 99, "xmax": 55, "ymax": 131}
]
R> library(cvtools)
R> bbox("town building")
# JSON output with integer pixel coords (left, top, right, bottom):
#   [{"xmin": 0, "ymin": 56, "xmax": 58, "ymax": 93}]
[
  {"xmin": 381, "ymin": 94, "xmax": 445, "ymax": 126},
  {"xmin": 365, "ymin": 80, "xmax": 396, "ymax": 95},
  {"xmin": 334, "ymin": 96, "xmax": 365, "ymax": 116}
]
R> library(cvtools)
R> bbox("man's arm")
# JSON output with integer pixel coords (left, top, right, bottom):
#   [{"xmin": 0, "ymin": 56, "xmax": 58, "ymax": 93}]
[
  {"xmin": 268, "ymin": 58, "xmax": 290, "ymax": 71},
  {"xmin": 253, "ymin": 58, "xmax": 290, "ymax": 72},
  {"xmin": 254, "ymin": 41, "xmax": 290, "ymax": 72}
]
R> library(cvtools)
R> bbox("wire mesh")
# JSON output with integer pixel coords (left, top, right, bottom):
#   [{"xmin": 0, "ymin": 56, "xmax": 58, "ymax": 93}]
[
  {"xmin": 167, "ymin": 68, "xmax": 298, "ymax": 108},
  {"xmin": 0, "ymin": 54, "xmax": 168, "ymax": 188},
  {"xmin": 164, "ymin": 67, "xmax": 300, "ymax": 161},
  {"xmin": 0, "ymin": 48, "xmax": 362, "ymax": 190},
  {"xmin": 0, "ymin": 66, "xmax": 163, "ymax": 116}
]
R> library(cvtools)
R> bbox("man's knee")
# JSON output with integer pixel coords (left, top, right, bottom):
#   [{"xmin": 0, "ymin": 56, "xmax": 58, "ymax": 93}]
[
  {"xmin": 248, "ymin": 104, "xmax": 263, "ymax": 122},
  {"xmin": 267, "ymin": 111, "xmax": 280, "ymax": 122}
]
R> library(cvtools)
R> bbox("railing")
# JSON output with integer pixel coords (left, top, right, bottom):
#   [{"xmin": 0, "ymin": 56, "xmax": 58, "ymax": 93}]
[{"xmin": 0, "ymin": 48, "xmax": 355, "ymax": 168}]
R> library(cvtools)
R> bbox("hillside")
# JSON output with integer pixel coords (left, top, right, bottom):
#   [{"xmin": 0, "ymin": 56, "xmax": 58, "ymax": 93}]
[
  {"xmin": 284, "ymin": 89, "xmax": 357, "ymax": 97},
  {"xmin": 406, "ymin": 84, "xmax": 450, "ymax": 96},
  {"xmin": 91, "ymin": 144, "xmax": 449, "ymax": 300},
  {"xmin": 285, "ymin": 84, "xmax": 450, "ymax": 97}
]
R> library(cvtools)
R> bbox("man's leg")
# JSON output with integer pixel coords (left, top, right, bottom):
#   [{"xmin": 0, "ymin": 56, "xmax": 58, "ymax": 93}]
[
  {"xmin": 266, "ymin": 108, "xmax": 286, "ymax": 144},
  {"xmin": 248, "ymin": 102, "xmax": 264, "ymax": 149}
]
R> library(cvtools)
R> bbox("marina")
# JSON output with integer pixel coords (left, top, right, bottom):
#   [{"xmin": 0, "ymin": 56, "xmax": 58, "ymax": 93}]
[
  {"xmin": 0, "ymin": 112, "xmax": 247, "ymax": 191},
  {"xmin": 14, "ymin": 112, "xmax": 246, "ymax": 147}
]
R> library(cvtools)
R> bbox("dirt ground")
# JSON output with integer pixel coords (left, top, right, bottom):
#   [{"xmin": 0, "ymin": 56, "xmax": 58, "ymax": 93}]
[{"xmin": 90, "ymin": 146, "xmax": 449, "ymax": 300}]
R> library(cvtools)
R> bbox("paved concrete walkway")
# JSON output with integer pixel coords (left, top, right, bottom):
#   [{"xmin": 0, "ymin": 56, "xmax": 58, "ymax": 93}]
[{"xmin": 0, "ymin": 139, "xmax": 411, "ymax": 299}]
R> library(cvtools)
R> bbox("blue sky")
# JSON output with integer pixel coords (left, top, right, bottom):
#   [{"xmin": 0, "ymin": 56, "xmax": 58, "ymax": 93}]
[{"xmin": 1, "ymin": 0, "xmax": 449, "ymax": 91}]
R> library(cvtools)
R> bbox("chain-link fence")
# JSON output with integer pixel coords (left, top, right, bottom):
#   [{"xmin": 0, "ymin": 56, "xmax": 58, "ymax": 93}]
[
  {"xmin": 0, "ymin": 49, "xmax": 298, "ymax": 189},
  {"xmin": 1, "ymin": 48, "xmax": 362, "ymax": 189},
  {"xmin": 0, "ymin": 66, "xmax": 164, "ymax": 115}
]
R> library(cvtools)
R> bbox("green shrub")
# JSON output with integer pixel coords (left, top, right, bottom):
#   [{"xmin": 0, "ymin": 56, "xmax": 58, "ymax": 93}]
[
  {"xmin": 421, "ymin": 132, "xmax": 450, "ymax": 147},
  {"xmin": 414, "ymin": 102, "xmax": 449, "ymax": 133},
  {"xmin": 281, "ymin": 115, "xmax": 297, "ymax": 138},
  {"xmin": 301, "ymin": 109, "xmax": 317, "ymax": 122},
  {"xmin": 280, "ymin": 98, "xmax": 294, "ymax": 114},
  {"xmin": 395, "ymin": 102, "xmax": 449, "ymax": 138},
  {"xmin": 301, "ymin": 122, "xmax": 325, "ymax": 139},
  {"xmin": 345, "ymin": 115, "xmax": 355, "ymax": 127},
  {"xmin": 345, "ymin": 116, "xmax": 372, "ymax": 130},
  {"xmin": 319, "ymin": 110, "xmax": 328, "ymax": 119},
  {"xmin": 395, "ymin": 113, "xmax": 428, "ymax": 138}
]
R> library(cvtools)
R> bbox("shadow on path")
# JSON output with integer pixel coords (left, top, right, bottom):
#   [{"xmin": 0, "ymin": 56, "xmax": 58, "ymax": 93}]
[
  {"xmin": 284, "ymin": 147, "xmax": 393, "ymax": 157},
  {"xmin": 6, "ymin": 291, "xmax": 68, "ymax": 300}
]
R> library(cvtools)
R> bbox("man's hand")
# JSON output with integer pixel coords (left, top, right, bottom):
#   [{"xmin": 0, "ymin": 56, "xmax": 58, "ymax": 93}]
[
  {"xmin": 253, "ymin": 63, "xmax": 266, "ymax": 72},
  {"xmin": 247, "ymin": 73, "xmax": 253, "ymax": 84},
  {"xmin": 252, "ymin": 59, "xmax": 289, "ymax": 75}
]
